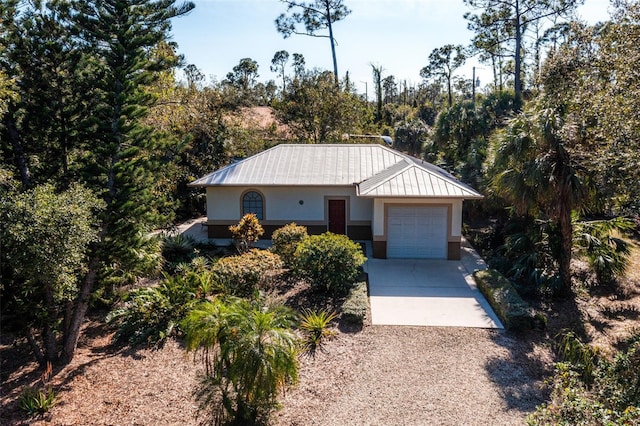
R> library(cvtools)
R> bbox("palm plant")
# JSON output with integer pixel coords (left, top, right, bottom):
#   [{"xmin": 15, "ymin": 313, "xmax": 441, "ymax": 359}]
[
  {"xmin": 183, "ymin": 297, "xmax": 300, "ymax": 425},
  {"xmin": 574, "ymin": 217, "xmax": 633, "ymax": 285},
  {"xmin": 497, "ymin": 217, "xmax": 561, "ymax": 293},
  {"xmin": 491, "ymin": 104, "xmax": 584, "ymax": 296},
  {"xmin": 299, "ymin": 308, "xmax": 337, "ymax": 353}
]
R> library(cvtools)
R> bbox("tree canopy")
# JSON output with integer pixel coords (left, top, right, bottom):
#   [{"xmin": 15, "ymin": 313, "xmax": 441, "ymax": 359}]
[{"xmin": 275, "ymin": 0, "xmax": 351, "ymax": 82}]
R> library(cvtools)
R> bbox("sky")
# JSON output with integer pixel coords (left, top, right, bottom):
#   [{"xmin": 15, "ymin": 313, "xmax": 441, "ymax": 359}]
[{"xmin": 169, "ymin": 0, "xmax": 612, "ymax": 97}]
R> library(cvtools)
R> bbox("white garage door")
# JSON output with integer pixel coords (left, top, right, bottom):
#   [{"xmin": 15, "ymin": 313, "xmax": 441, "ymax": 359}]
[{"xmin": 387, "ymin": 206, "xmax": 448, "ymax": 259}]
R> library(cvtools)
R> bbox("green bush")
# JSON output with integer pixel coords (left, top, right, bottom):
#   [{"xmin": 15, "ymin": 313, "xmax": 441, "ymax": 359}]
[
  {"xmin": 294, "ymin": 233, "xmax": 366, "ymax": 295},
  {"xmin": 556, "ymin": 330, "xmax": 600, "ymax": 384},
  {"xmin": 473, "ymin": 268, "xmax": 544, "ymax": 331},
  {"xmin": 528, "ymin": 336, "xmax": 640, "ymax": 425},
  {"xmin": 107, "ymin": 266, "xmax": 216, "ymax": 346},
  {"xmin": 161, "ymin": 233, "xmax": 196, "ymax": 264},
  {"xmin": 213, "ymin": 249, "xmax": 283, "ymax": 297},
  {"xmin": 271, "ymin": 223, "xmax": 308, "ymax": 267},
  {"xmin": 18, "ymin": 362, "xmax": 56, "ymax": 416},
  {"xmin": 574, "ymin": 217, "xmax": 634, "ymax": 286},
  {"xmin": 341, "ymin": 281, "xmax": 368, "ymax": 326}
]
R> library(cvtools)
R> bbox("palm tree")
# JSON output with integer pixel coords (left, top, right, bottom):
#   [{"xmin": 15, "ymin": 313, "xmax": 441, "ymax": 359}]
[
  {"xmin": 491, "ymin": 103, "xmax": 584, "ymax": 296},
  {"xmin": 183, "ymin": 297, "xmax": 300, "ymax": 425}
]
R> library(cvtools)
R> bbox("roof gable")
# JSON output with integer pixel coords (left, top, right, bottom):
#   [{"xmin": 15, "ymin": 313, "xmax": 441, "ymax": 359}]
[
  {"xmin": 357, "ymin": 159, "xmax": 482, "ymax": 198},
  {"xmin": 189, "ymin": 144, "xmax": 482, "ymax": 199}
]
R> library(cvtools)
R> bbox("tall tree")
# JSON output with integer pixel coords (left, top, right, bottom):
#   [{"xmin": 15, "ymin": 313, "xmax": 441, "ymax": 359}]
[
  {"xmin": 225, "ymin": 57, "xmax": 259, "ymax": 92},
  {"xmin": 275, "ymin": 0, "xmax": 351, "ymax": 83},
  {"xmin": 467, "ymin": 8, "xmax": 509, "ymax": 91},
  {"xmin": 223, "ymin": 57, "xmax": 260, "ymax": 106},
  {"xmin": 420, "ymin": 44, "xmax": 466, "ymax": 108},
  {"xmin": 382, "ymin": 75, "xmax": 398, "ymax": 104},
  {"xmin": 59, "ymin": 0, "xmax": 194, "ymax": 364},
  {"xmin": 0, "ymin": 0, "xmax": 85, "ymax": 187},
  {"xmin": 292, "ymin": 52, "xmax": 306, "ymax": 78},
  {"xmin": 370, "ymin": 64, "xmax": 383, "ymax": 123},
  {"xmin": 464, "ymin": 0, "xmax": 583, "ymax": 105},
  {"xmin": 270, "ymin": 50, "xmax": 290, "ymax": 93},
  {"xmin": 489, "ymin": 3, "xmax": 640, "ymax": 295},
  {"xmin": 273, "ymin": 69, "xmax": 371, "ymax": 143},
  {"xmin": 538, "ymin": 3, "xmax": 640, "ymax": 215},
  {"xmin": 492, "ymin": 103, "xmax": 583, "ymax": 295}
]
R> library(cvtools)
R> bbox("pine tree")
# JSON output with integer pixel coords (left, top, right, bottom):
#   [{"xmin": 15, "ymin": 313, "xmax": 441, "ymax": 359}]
[{"xmin": 57, "ymin": 0, "xmax": 194, "ymax": 363}]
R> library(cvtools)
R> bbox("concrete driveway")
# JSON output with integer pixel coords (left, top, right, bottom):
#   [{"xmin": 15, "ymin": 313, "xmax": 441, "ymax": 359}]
[{"xmin": 365, "ymin": 241, "xmax": 503, "ymax": 329}]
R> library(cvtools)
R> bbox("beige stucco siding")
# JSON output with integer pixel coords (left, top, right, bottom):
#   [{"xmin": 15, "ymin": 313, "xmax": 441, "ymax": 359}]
[{"xmin": 206, "ymin": 186, "xmax": 372, "ymax": 222}]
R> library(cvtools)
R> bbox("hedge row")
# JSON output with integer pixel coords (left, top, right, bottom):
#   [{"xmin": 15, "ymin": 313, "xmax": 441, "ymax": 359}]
[
  {"xmin": 341, "ymin": 281, "xmax": 368, "ymax": 325},
  {"xmin": 473, "ymin": 269, "xmax": 545, "ymax": 331}
]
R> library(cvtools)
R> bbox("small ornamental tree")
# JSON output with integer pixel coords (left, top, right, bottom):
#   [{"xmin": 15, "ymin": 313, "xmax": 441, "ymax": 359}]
[
  {"xmin": 183, "ymin": 297, "xmax": 300, "ymax": 425},
  {"xmin": 271, "ymin": 223, "xmax": 308, "ymax": 267},
  {"xmin": 294, "ymin": 232, "xmax": 366, "ymax": 294},
  {"xmin": 0, "ymin": 184, "xmax": 103, "ymax": 364},
  {"xmin": 229, "ymin": 213, "xmax": 264, "ymax": 252}
]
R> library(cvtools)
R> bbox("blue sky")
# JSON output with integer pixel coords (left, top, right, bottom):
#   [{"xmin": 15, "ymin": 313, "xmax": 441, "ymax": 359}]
[{"xmin": 170, "ymin": 0, "xmax": 611, "ymax": 95}]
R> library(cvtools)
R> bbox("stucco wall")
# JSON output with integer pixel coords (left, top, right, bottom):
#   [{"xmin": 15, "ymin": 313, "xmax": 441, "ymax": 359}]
[{"xmin": 206, "ymin": 186, "xmax": 372, "ymax": 222}]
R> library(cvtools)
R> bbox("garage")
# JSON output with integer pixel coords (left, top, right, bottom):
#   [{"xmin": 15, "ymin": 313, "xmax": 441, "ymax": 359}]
[{"xmin": 386, "ymin": 206, "xmax": 448, "ymax": 259}]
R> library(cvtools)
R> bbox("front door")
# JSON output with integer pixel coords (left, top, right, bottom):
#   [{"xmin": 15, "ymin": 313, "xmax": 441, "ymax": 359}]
[{"xmin": 328, "ymin": 199, "xmax": 346, "ymax": 234}]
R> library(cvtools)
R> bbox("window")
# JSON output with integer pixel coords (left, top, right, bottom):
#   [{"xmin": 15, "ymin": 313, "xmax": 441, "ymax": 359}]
[{"xmin": 242, "ymin": 191, "xmax": 264, "ymax": 220}]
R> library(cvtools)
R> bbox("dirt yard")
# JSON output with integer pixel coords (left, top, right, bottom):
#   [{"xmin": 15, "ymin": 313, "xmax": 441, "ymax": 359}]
[
  {"xmin": 1, "ymin": 316, "xmax": 550, "ymax": 426},
  {"xmin": 3, "ymin": 239, "xmax": 639, "ymax": 425}
]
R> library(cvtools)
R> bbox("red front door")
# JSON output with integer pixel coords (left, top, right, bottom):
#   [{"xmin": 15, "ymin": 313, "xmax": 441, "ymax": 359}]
[{"xmin": 328, "ymin": 199, "xmax": 346, "ymax": 234}]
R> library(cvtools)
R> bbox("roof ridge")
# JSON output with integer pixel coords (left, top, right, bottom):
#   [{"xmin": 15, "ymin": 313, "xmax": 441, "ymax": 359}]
[
  {"xmin": 188, "ymin": 144, "xmax": 482, "ymax": 199},
  {"xmin": 401, "ymin": 154, "xmax": 481, "ymax": 196},
  {"xmin": 357, "ymin": 158, "xmax": 412, "ymax": 196}
]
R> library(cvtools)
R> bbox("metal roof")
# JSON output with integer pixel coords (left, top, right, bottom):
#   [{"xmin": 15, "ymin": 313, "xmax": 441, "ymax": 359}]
[
  {"xmin": 357, "ymin": 158, "xmax": 483, "ymax": 198},
  {"xmin": 189, "ymin": 144, "xmax": 483, "ymax": 199}
]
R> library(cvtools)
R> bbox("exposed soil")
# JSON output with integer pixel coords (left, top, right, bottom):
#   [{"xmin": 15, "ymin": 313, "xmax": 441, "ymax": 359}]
[{"xmin": 1, "ymin": 320, "xmax": 550, "ymax": 426}]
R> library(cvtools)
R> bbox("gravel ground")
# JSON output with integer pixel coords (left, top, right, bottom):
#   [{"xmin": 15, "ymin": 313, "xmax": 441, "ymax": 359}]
[
  {"xmin": 274, "ymin": 326, "xmax": 548, "ymax": 426},
  {"xmin": 2, "ymin": 322, "xmax": 549, "ymax": 426}
]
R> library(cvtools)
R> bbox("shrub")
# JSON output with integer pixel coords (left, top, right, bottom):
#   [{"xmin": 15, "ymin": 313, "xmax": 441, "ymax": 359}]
[
  {"xmin": 174, "ymin": 258, "xmax": 220, "ymax": 299},
  {"xmin": 161, "ymin": 233, "xmax": 196, "ymax": 264},
  {"xmin": 19, "ymin": 387, "xmax": 56, "ymax": 416},
  {"xmin": 271, "ymin": 223, "xmax": 308, "ymax": 267},
  {"xmin": 294, "ymin": 233, "xmax": 366, "ymax": 295},
  {"xmin": 299, "ymin": 308, "xmax": 337, "ymax": 352},
  {"xmin": 213, "ymin": 249, "xmax": 283, "ymax": 297},
  {"xmin": 473, "ymin": 268, "xmax": 544, "ymax": 331},
  {"xmin": 229, "ymin": 213, "xmax": 264, "ymax": 252},
  {"xmin": 556, "ymin": 331, "xmax": 600, "ymax": 384},
  {"xmin": 341, "ymin": 281, "xmax": 368, "ymax": 326},
  {"xmin": 574, "ymin": 217, "xmax": 634, "ymax": 286},
  {"xmin": 18, "ymin": 362, "xmax": 55, "ymax": 416},
  {"xmin": 106, "ymin": 267, "xmax": 216, "ymax": 346},
  {"xmin": 528, "ymin": 336, "xmax": 640, "ymax": 425}
]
